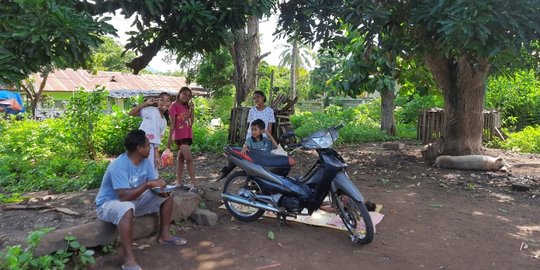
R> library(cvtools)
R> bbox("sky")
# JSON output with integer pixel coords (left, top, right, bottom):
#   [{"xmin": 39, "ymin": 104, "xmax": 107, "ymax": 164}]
[{"xmin": 109, "ymin": 14, "xmax": 287, "ymax": 72}]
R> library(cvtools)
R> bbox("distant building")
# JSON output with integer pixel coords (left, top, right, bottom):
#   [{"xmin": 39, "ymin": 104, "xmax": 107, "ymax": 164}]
[{"xmin": 26, "ymin": 69, "xmax": 206, "ymax": 118}]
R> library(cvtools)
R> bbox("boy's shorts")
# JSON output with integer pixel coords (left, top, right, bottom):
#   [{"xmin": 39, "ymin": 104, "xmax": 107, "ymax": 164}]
[{"xmin": 96, "ymin": 190, "xmax": 167, "ymax": 225}]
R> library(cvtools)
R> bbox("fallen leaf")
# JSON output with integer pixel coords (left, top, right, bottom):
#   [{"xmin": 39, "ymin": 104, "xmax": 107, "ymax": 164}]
[
  {"xmin": 430, "ymin": 203, "xmax": 443, "ymax": 208},
  {"xmin": 268, "ymin": 230, "xmax": 275, "ymax": 240}
]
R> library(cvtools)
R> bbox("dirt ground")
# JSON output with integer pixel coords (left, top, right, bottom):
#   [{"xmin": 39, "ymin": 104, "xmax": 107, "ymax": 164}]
[{"xmin": 1, "ymin": 142, "xmax": 539, "ymax": 269}]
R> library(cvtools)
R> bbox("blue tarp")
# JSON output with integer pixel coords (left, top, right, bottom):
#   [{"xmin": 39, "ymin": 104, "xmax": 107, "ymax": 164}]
[{"xmin": 0, "ymin": 90, "xmax": 26, "ymax": 114}]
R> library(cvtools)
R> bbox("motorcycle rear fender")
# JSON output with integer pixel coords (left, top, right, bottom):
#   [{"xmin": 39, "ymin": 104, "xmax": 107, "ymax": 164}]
[
  {"xmin": 330, "ymin": 171, "xmax": 365, "ymax": 202},
  {"xmin": 228, "ymin": 153, "xmax": 284, "ymax": 185}
]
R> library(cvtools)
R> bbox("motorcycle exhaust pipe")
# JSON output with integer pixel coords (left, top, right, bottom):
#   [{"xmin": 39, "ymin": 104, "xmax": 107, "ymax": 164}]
[{"xmin": 221, "ymin": 193, "xmax": 283, "ymax": 213}]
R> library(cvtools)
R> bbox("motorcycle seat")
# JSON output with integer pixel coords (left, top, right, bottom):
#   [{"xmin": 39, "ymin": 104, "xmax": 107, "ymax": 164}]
[{"xmin": 229, "ymin": 147, "xmax": 295, "ymax": 167}]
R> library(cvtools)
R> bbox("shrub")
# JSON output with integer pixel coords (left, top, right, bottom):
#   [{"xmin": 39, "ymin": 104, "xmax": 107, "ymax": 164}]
[
  {"xmin": 395, "ymin": 93, "xmax": 444, "ymax": 124},
  {"xmin": 95, "ymin": 106, "xmax": 141, "ymax": 156},
  {"xmin": 486, "ymin": 70, "xmax": 540, "ymax": 131},
  {"xmin": 498, "ymin": 125, "xmax": 540, "ymax": 153}
]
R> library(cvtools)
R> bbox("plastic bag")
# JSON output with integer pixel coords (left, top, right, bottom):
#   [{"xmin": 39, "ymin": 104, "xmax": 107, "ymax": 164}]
[
  {"xmin": 271, "ymin": 144, "xmax": 288, "ymax": 156},
  {"xmin": 161, "ymin": 149, "xmax": 174, "ymax": 167}
]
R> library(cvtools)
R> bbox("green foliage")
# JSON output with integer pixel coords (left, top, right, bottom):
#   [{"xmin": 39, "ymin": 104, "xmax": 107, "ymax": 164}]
[
  {"xmin": 196, "ymin": 47, "xmax": 234, "ymax": 98},
  {"xmin": 395, "ymin": 93, "xmax": 444, "ymax": 124},
  {"xmin": 0, "ymin": 193, "xmax": 28, "ymax": 204},
  {"xmin": 292, "ymin": 100, "xmax": 398, "ymax": 144},
  {"xmin": 190, "ymin": 124, "xmax": 228, "ymax": 153},
  {"xmin": 0, "ymin": 229, "xmax": 95, "ymax": 270},
  {"xmin": 486, "ymin": 70, "xmax": 540, "ymax": 130},
  {"xmin": 64, "ymin": 87, "xmax": 108, "ymax": 159},
  {"xmin": 309, "ymin": 52, "xmax": 341, "ymax": 99},
  {"xmin": 0, "ymin": 0, "xmax": 114, "ymax": 84},
  {"xmin": 0, "ymin": 98, "xmax": 110, "ymax": 193},
  {"xmin": 495, "ymin": 126, "xmax": 540, "ymax": 154},
  {"xmin": 87, "ymin": 36, "xmax": 136, "ymax": 73},
  {"xmin": 279, "ymin": 1, "xmax": 540, "ymax": 66},
  {"xmin": 96, "ymin": 105, "xmax": 142, "ymax": 156}
]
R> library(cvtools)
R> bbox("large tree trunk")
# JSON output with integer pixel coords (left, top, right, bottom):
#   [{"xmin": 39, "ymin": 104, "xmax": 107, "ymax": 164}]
[
  {"xmin": 230, "ymin": 16, "xmax": 260, "ymax": 106},
  {"xmin": 425, "ymin": 55, "xmax": 490, "ymax": 156},
  {"xmin": 289, "ymin": 39, "xmax": 298, "ymax": 98},
  {"xmin": 380, "ymin": 89, "xmax": 396, "ymax": 136}
]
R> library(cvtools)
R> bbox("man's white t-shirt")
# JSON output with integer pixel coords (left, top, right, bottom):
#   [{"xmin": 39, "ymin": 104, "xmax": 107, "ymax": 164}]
[
  {"xmin": 139, "ymin": 107, "xmax": 167, "ymax": 145},
  {"xmin": 246, "ymin": 106, "xmax": 276, "ymax": 139}
]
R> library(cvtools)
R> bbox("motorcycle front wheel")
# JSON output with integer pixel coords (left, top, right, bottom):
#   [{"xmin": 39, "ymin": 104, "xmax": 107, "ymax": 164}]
[
  {"xmin": 334, "ymin": 193, "xmax": 374, "ymax": 244},
  {"xmin": 222, "ymin": 171, "xmax": 266, "ymax": 222}
]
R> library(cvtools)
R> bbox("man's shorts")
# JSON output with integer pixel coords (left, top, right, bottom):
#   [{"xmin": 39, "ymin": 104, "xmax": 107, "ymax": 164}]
[{"xmin": 96, "ymin": 190, "xmax": 167, "ymax": 225}]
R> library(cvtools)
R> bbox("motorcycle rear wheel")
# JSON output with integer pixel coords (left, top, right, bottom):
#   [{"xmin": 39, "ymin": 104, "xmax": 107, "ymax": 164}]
[
  {"xmin": 223, "ymin": 171, "xmax": 266, "ymax": 222},
  {"xmin": 335, "ymin": 194, "xmax": 374, "ymax": 244}
]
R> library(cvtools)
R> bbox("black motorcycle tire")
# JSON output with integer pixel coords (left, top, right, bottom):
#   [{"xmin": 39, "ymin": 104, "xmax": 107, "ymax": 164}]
[
  {"xmin": 335, "ymin": 194, "xmax": 374, "ymax": 244},
  {"xmin": 223, "ymin": 171, "xmax": 266, "ymax": 222}
]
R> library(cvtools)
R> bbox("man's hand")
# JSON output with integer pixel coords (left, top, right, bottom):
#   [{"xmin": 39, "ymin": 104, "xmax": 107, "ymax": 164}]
[
  {"xmin": 241, "ymin": 145, "xmax": 249, "ymax": 155},
  {"xmin": 146, "ymin": 179, "xmax": 166, "ymax": 189},
  {"xmin": 147, "ymin": 179, "xmax": 170, "ymax": 198}
]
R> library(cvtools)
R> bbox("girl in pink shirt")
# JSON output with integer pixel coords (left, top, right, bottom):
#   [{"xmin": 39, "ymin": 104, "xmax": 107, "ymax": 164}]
[{"xmin": 166, "ymin": 87, "xmax": 198, "ymax": 192}]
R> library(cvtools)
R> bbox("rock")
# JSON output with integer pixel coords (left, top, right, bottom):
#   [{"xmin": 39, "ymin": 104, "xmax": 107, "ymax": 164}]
[
  {"xmin": 191, "ymin": 209, "xmax": 218, "ymax": 226},
  {"xmin": 511, "ymin": 183, "xmax": 531, "ymax": 192},
  {"xmin": 34, "ymin": 214, "xmax": 159, "ymax": 257},
  {"xmin": 383, "ymin": 142, "xmax": 405, "ymax": 150},
  {"xmin": 172, "ymin": 192, "xmax": 201, "ymax": 222}
]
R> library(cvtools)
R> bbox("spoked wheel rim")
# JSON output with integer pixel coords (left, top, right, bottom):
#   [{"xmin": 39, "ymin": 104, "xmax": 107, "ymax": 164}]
[
  {"xmin": 337, "ymin": 195, "xmax": 370, "ymax": 242},
  {"xmin": 225, "ymin": 174, "xmax": 263, "ymax": 218}
]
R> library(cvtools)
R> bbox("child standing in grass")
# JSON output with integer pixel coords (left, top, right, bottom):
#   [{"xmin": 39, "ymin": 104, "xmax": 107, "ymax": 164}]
[
  {"xmin": 166, "ymin": 87, "xmax": 198, "ymax": 193},
  {"xmin": 129, "ymin": 92, "xmax": 171, "ymax": 178}
]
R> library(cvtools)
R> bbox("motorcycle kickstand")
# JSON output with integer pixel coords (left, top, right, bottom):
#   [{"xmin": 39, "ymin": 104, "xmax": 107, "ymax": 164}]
[{"xmin": 276, "ymin": 213, "xmax": 287, "ymax": 232}]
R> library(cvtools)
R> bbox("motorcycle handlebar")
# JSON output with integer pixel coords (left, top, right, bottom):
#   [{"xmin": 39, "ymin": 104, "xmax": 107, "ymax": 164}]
[{"xmin": 335, "ymin": 123, "xmax": 344, "ymax": 130}]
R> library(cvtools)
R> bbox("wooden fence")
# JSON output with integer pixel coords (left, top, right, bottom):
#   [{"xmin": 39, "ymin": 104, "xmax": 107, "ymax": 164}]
[{"xmin": 417, "ymin": 108, "xmax": 503, "ymax": 144}]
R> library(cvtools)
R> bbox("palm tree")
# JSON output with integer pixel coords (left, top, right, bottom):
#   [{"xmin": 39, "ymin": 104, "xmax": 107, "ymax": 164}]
[{"xmin": 277, "ymin": 38, "xmax": 315, "ymax": 98}]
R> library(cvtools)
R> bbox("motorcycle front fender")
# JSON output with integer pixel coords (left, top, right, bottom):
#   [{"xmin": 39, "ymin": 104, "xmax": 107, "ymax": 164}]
[{"xmin": 330, "ymin": 171, "xmax": 365, "ymax": 202}]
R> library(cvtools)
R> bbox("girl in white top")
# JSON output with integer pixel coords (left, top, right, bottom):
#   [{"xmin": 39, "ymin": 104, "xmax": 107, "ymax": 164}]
[
  {"xmin": 129, "ymin": 92, "xmax": 172, "ymax": 178},
  {"xmin": 245, "ymin": 90, "xmax": 275, "ymax": 140}
]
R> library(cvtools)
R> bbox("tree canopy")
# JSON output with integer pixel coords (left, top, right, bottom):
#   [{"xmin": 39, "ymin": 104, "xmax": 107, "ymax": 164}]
[
  {"xmin": 278, "ymin": 0, "xmax": 540, "ymax": 155},
  {"xmin": 87, "ymin": 0, "xmax": 276, "ymax": 74},
  {"xmin": 0, "ymin": 0, "xmax": 114, "ymax": 85},
  {"xmin": 86, "ymin": 36, "xmax": 136, "ymax": 73}
]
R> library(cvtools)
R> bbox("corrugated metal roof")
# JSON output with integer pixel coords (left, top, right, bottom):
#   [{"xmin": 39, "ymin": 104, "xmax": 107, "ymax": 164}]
[{"xmin": 32, "ymin": 69, "xmax": 207, "ymax": 97}]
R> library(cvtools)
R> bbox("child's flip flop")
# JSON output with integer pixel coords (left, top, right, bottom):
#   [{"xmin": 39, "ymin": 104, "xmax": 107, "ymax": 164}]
[
  {"xmin": 158, "ymin": 236, "xmax": 187, "ymax": 246},
  {"xmin": 121, "ymin": 264, "xmax": 142, "ymax": 270}
]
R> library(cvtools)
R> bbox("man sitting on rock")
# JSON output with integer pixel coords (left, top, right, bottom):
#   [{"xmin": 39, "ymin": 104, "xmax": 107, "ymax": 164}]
[{"xmin": 95, "ymin": 129, "xmax": 187, "ymax": 270}]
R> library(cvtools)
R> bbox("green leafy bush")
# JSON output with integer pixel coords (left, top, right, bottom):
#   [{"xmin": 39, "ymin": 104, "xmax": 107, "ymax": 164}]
[
  {"xmin": 395, "ymin": 93, "xmax": 444, "ymax": 124},
  {"xmin": 292, "ymin": 100, "xmax": 398, "ymax": 144},
  {"xmin": 190, "ymin": 124, "xmax": 228, "ymax": 153},
  {"xmin": 497, "ymin": 126, "xmax": 540, "ymax": 153},
  {"xmin": 96, "ymin": 106, "xmax": 141, "ymax": 156},
  {"xmin": 486, "ymin": 70, "xmax": 540, "ymax": 131},
  {"xmin": 0, "ymin": 229, "xmax": 96, "ymax": 270}
]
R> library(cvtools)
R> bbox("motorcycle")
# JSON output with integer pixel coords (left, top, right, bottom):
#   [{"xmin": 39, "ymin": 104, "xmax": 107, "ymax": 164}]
[{"xmin": 220, "ymin": 124, "xmax": 374, "ymax": 244}]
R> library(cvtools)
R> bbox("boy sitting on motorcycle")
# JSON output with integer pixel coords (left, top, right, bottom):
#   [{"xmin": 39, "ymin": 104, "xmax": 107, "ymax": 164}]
[{"xmin": 241, "ymin": 119, "xmax": 278, "ymax": 154}]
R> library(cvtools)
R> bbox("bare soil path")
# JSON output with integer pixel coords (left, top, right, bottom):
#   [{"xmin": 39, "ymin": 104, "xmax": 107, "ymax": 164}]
[{"xmin": 2, "ymin": 143, "xmax": 538, "ymax": 269}]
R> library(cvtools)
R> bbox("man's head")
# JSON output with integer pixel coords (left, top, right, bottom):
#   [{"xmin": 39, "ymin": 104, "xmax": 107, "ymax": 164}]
[
  {"xmin": 251, "ymin": 119, "xmax": 265, "ymax": 138},
  {"xmin": 124, "ymin": 129, "xmax": 151, "ymax": 158}
]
